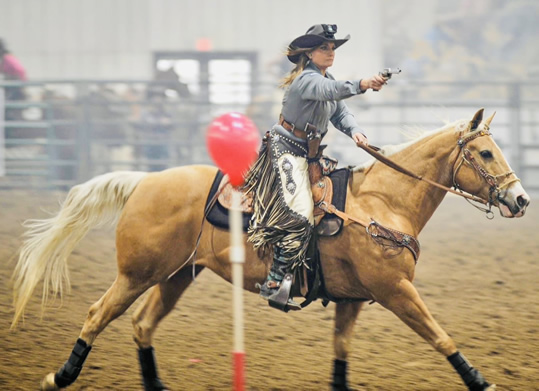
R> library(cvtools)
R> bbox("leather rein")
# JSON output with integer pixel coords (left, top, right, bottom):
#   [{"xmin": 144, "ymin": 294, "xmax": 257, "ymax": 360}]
[
  {"xmin": 319, "ymin": 125, "xmax": 520, "ymax": 262},
  {"xmin": 356, "ymin": 125, "xmax": 520, "ymax": 217}
]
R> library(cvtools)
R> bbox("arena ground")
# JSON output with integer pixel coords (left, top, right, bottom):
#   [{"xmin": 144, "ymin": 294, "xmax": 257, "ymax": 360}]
[{"xmin": 0, "ymin": 190, "xmax": 537, "ymax": 391}]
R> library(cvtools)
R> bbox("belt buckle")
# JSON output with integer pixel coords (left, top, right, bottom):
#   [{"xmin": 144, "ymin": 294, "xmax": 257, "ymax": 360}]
[{"xmin": 289, "ymin": 121, "xmax": 295, "ymax": 131}]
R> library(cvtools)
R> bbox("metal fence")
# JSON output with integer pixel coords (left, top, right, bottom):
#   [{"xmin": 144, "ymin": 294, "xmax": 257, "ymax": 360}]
[{"xmin": 1, "ymin": 79, "xmax": 538, "ymax": 195}]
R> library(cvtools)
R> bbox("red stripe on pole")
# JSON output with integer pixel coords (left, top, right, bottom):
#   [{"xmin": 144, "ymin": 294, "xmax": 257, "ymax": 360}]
[{"xmin": 233, "ymin": 351, "xmax": 245, "ymax": 391}]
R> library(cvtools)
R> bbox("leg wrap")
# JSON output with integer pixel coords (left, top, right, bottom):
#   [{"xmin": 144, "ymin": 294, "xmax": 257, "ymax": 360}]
[
  {"xmin": 54, "ymin": 338, "xmax": 92, "ymax": 388},
  {"xmin": 448, "ymin": 351, "xmax": 491, "ymax": 391},
  {"xmin": 138, "ymin": 347, "xmax": 167, "ymax": 391},
  {"xmin": 331, "ymin": 359, "xmax": 349, "ymax": 391}
]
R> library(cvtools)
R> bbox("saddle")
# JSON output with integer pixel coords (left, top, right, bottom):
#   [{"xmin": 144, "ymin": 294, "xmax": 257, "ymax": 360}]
[
  {"xmin": 205, "ymin": 166, "xmax": 350, "ymax": 237},
  {"xmin": 205, "ymin": 165, "xmax": 353, "ymax": 312}
]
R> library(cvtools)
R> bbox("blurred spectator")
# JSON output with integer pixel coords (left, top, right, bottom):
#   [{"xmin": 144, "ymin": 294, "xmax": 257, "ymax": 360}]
[
  {"xmin": 0, "ymin": 38, "xmax": 28, "ymax": 120},
  {"xmin": 137, "ymin": 102, "xmax": 173, "ymax": 171},
  {"xmin": 134, "ymin": 69, "xmax": 188, "ymax": 171},
  {"xmin": 147, "ymin": 67, "xmax": 191, "ymax": 100}
]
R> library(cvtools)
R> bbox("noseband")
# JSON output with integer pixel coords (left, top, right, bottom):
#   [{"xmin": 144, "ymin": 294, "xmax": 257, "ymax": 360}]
[{"xmin": 452, "ymin": 126, "xmax": 521, "ymax": 218}]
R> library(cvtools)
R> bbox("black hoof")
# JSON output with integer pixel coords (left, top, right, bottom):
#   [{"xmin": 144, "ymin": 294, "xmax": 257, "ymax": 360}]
[
  {"xmin": 143, "ymin": 377, "xmax": 168, "ymax": 391},
  {"xmin": 331, "ymin": 384, "xmax": 352, "ymax": 391}
]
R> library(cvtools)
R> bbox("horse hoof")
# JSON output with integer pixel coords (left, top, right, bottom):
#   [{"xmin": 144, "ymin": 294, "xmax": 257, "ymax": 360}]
[{"xmin": 40, "ymin": 373, "xmax": 59, "ymax": 391}]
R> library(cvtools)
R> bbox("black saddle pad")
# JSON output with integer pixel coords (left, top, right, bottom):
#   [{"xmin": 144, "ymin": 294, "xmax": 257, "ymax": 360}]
[
  {"xmin": 205, "ymin": 170, "xmax": 252, "ymax": 231},
  {"xmin": 205, "ymin": 168, "xmax": 350, "ymax": 237}
]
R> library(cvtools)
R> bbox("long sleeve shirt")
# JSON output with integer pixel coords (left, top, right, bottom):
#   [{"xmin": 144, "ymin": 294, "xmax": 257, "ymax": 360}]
[{"xmin": 280, "ymin": 61, "xmax": 365, "ymax": 139}]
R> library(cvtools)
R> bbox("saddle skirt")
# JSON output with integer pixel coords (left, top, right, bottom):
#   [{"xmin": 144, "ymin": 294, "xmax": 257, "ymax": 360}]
[{"xmin": 205, "ymin": 168, "xmax": 350, "ymax": 237}]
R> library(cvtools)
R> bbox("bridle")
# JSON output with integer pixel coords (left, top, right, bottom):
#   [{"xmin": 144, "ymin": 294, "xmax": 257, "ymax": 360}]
[
  {"xmin": 452, "ymin": 125, "xmax": 520, "ymax": 218},
  {"xmin": 357, "ymin": 123, "xmax": 521, "ymax": 219}
]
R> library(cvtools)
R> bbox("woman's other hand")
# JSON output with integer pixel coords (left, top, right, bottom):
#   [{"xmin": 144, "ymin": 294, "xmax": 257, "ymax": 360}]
[{"xmin": 352, "ymin": 132, "xmax": 368, "ymax": 147}]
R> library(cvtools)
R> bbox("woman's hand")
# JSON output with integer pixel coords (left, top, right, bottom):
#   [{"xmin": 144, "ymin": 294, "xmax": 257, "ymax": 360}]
[
  {"xmin": 360, "ymin": 74, "xmax": 387, "ymax": 91},
  {"xmin": 352, "ymin": 132, "xmax": 368, "ymax": 147}
]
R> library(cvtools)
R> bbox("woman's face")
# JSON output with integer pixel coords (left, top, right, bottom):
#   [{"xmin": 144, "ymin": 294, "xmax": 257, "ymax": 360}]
[{"xmin": 310, "ymin": 42, "xmax": 336, "ymax": 71}]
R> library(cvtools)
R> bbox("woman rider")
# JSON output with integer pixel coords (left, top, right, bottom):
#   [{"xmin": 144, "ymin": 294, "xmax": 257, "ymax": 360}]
[{"xmin": 244, "ymin": 24, "xmax": 387, "ymax": 310}]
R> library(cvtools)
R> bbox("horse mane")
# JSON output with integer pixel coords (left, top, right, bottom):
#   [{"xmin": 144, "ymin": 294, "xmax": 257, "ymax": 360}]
[{"xmin": 352, "ymin": 119, "xmax": 470, "ymax": 172}]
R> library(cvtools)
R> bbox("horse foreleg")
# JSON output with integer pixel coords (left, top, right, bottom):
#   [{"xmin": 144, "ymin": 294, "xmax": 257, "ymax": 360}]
[
  {"xmin": 132, "ymin": 265, "xmax": 205, "ymax": 391},
  {"xmin": 41, "ymin": 275, "xmax": 150, "ymax": 391},
  {"xmin": 381, "ymin": 279, "xmax": 495, "ymax": 391},
  {"xmin": 332, "ymin": 301, "xmax": 364, "ymax": 391}
]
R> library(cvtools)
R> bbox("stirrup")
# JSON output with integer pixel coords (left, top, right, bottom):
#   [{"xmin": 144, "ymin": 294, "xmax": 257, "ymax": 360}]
[{"xmin": 256, "ymin": 274, "xmax": 301, "ymax": 312}]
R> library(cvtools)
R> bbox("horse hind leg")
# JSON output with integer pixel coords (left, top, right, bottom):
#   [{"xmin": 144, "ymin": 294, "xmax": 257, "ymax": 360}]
[
  {"xmin": 41, "ymin": 274, "xmax": 152, "ymax": 391},
  {"xmin": 132, "ymin": 265, "xmax": 205, "ymax": 391}
]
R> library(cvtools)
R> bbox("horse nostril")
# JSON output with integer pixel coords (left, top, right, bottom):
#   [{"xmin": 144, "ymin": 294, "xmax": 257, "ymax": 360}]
[{"xmin": 517, "ymin": 195, "xmax": 530, "ymax": 208}]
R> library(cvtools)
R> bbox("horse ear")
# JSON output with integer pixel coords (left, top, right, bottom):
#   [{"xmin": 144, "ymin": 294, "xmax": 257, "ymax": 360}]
[
  {"xmin": 470, "ymin": 108, "xmax": 484, "ymax": 131},
  {"xmin": 484, "ymin": 111, "xmax": 496, "ymax": 128}
]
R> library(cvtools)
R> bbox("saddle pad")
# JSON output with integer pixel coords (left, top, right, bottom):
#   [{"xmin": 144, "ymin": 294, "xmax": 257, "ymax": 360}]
[
  {"xmin": 205, "ymin": 170, "xmax": 251, "ymax": 231},
  {"xmin": 205, "ymin": 168, "xmax": 350, "ymax": 236}
]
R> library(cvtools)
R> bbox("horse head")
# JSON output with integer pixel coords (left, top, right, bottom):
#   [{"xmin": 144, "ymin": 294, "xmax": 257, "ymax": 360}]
[{"xmin": 452, "ymin": 108, "xmax": 530, "ymax": 218}]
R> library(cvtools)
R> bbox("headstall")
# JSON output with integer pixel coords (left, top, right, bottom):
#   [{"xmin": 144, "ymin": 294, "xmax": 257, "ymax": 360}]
[{"xmin": 452, "ymin": 125, "xmax": 520, "ymax": 218}]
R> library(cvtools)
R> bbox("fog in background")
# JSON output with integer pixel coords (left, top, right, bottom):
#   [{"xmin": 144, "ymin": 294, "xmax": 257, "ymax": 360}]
[
  {"xmin": 2, "ymin": 0, "xmax": 537, "ymax": 81},
  {"xmin": 0, "ymin": 0, "xmax": 538, "ymax": 192}
]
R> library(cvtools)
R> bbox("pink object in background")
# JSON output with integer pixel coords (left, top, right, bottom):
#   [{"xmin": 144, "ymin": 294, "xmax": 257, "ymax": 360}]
[{"xmin": 0, "ymin": 54, "xmax": 27, "ymax": 80}]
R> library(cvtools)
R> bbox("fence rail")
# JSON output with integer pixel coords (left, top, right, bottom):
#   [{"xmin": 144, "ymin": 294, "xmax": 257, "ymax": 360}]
[{"xmin": 1, "ymin": 79, "xmax": 538, "ymax": 196}]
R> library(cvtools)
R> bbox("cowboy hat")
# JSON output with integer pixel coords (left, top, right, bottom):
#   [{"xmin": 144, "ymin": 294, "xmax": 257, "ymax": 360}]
[{"xmin": 287, "ymin": 24, "xmax": 350, "ymax": 63}]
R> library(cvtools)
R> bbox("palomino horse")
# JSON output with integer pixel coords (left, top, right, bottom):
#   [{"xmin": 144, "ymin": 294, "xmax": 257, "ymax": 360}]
[{"xmin": 12, "ymin": 109, "xmax": 529, "ymax": 390}]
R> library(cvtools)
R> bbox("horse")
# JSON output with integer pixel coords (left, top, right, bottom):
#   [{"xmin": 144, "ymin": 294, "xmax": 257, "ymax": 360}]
[{"xmin": 11, "ymin": 108, "xmax": 530, "ymax": 390}]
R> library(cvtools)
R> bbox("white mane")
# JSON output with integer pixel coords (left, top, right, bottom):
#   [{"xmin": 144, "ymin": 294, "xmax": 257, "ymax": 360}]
[{"xmin": 352, "ymin": 119, "xmax": 469, "ymax": 172}]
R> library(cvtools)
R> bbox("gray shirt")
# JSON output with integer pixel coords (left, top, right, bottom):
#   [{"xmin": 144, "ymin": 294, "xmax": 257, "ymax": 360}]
[{"xmin": 280, "ymin": 61, "xmax": 366, "ymax": 139}]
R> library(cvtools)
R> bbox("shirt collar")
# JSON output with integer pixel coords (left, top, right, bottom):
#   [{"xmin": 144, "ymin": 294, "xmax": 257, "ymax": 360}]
[{"xmin": 305, "ymin": 61, "xmax": 324, "ymax": 75}]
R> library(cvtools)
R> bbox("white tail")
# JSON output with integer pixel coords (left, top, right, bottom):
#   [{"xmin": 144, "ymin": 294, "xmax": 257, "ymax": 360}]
[{"xmin": 11, "ymin": 171, "xmax": 148, "ymax": 328}]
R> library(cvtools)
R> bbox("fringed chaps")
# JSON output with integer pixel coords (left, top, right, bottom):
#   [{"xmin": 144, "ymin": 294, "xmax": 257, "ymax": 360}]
[{"xmin": 243, "ymin": 126, "xmax": 314, "ymax": 270}]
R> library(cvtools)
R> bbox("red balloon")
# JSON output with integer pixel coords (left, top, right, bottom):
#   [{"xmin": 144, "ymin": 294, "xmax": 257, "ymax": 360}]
[{"xmin": 206, "ymin": 112, "xmax": 261, "ymax": 186}]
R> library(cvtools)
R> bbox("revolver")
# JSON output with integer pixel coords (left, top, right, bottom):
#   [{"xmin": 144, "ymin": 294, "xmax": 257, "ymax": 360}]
[{"xmin": 379, "ymin": 67, "xmax": 402, "ymax": 80}]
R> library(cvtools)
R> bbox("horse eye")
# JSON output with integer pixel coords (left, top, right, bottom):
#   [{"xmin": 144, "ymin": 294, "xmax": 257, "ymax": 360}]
[{"xmin": 480, "ymin": 150, "xmax": 493, "ymax": 159}]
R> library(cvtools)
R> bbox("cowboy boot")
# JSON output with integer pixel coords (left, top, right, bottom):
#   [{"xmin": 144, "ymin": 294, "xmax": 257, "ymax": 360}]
[{"xmin": 258, "ymin": 247, "xmax": 301, "ymax": 311}]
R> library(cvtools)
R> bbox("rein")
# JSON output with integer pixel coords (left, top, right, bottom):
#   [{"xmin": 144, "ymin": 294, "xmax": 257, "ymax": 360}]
[
  {"xmin": 357, "ymin": 142, "xmax": 489, "ymax": 204},
  {"xmin": 357, "ymin": 125, "xmax": 520, "ymax": 217},
  {"xmin": 319, "ymin": 125, "xmax": 520, "ymax": 260}
]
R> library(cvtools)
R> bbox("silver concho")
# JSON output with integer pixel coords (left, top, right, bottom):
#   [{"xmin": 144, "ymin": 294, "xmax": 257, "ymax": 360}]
[
  {"xmin": 281, "ymin": 157, "xmax": 296, "ymax": 195},
  {"xmin": 286, "ymin": 182, "xmax": 296, "ymax": 193}
]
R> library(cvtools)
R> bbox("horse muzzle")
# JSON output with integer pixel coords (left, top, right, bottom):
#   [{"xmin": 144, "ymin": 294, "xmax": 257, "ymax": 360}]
[{"xmin": 496, "ymin": 182, "xmax": 530, "ymax": 218}]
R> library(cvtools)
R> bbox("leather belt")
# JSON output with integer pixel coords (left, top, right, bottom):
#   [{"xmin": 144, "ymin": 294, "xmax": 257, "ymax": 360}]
[{"xmin": 278, "ymin": 115, "xmax": 310, "ymax": 140}]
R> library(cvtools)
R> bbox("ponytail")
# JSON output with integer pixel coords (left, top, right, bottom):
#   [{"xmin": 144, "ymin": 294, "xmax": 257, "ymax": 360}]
[{"xmin": 280, "ymin": 47, "xmax": 313, "ymax": 88}]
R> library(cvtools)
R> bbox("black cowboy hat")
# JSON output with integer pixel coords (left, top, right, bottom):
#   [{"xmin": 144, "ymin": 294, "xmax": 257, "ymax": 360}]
[{"xmin": 287, "ymin": 24, "xmax": 350, "ymax": 64}]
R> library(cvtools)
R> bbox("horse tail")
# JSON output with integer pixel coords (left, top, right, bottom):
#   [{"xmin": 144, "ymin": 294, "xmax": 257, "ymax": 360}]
[{"xmin": 11, "ymin": 171, "xmax": 148, "ymax": 328}]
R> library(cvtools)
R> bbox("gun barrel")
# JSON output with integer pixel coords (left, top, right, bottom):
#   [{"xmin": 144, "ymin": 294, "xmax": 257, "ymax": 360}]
[{"xmin": 380, "ymin": 67, "xmax": 402, "ymax": 79}]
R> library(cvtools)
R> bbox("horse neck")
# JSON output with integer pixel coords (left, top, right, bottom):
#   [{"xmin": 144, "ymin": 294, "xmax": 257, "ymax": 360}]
[{"xmin": 351, "ymin": 128, "xmax": 461, "ymax": 234}]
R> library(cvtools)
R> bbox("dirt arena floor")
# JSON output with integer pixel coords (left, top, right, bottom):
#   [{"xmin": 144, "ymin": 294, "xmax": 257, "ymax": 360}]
[{"xmin": 0, "ymin": 190, "xmax": 538, "ymax": 391}]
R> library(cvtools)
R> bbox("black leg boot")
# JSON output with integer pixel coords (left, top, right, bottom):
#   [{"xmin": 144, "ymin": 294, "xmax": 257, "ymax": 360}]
[{"xmin": 448, "ymin": 352, "xmax": 492, "ymax": 390}]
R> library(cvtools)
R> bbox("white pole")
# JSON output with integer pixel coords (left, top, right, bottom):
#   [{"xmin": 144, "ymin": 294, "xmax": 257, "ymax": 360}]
[{"xmin": 230, "ymin": 189, "xmax": 245, "ymax": 390}]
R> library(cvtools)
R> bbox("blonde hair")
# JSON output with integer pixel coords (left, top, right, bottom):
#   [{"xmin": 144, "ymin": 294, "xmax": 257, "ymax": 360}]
[{"xmin": 280, "ymin": 47, "xmax": 313, "ymax": 88}]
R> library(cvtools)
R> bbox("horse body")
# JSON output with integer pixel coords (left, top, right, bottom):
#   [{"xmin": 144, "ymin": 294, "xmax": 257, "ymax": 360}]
[{"xmin": 12, "ymin": 109, "xmax": 530, "ymax": 390}]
